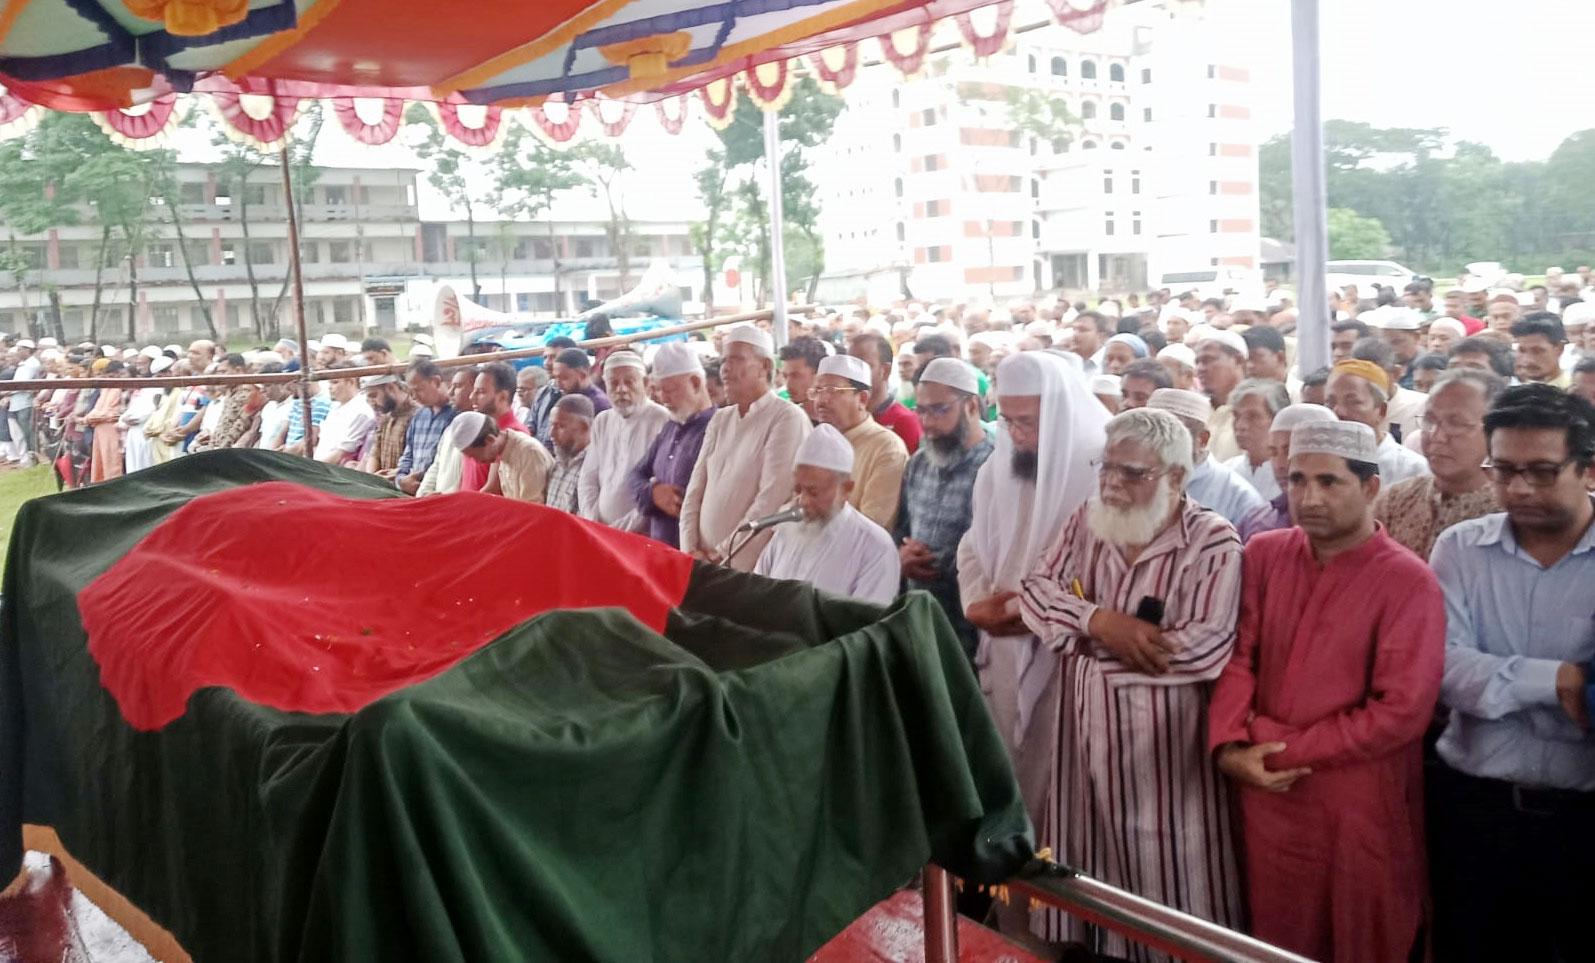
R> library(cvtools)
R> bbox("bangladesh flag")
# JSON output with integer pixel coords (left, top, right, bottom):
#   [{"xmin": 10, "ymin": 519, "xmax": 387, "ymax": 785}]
[{"xmin": 0, "ymin": 451, "xmax": 1032, "ymax": 961}]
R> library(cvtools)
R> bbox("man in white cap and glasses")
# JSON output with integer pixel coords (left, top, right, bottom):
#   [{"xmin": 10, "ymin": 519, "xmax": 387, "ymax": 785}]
[
  {"xmin": 628, "ymin": 342, "xmax": 715, "ymax": 546},
  {"xmin": 956, "ymin": 351, "xmax": 1108, "ymax": 865},
  {"xmin": 895, "ymin": 357, "xmax": 994, "ymax": 658},
  {"xmin": 445, "ymin": 409, "xmax": 554, "ymax": 503},
  {"xmin": 681, "ymin": 324, "xmax": 811, "ymax": 568},
  {"xmin": 580, "ymin": 351, "xmax": 668, "ymax": 532},
  {"xmin": 1018, "ymin": 406, "xmax": 1245, "ymax": 954},
  {"xmin": 1210, "ymin": 419, "xmax": 1444, "ymax": 963},
  {"xmin": 1235, "ymin": 403, "xmax": 1337, "ymax": 543},
  {"xmin": 1147, "ymin": 388, "xmax": 1265, "ymax": 527},
  {"xmin": 753, "ymin": 423, "xmax": 900, "ymax": 604},
  {"xmin": 810, "ymin": 352, "xmax": 908, "ymax": 530}
]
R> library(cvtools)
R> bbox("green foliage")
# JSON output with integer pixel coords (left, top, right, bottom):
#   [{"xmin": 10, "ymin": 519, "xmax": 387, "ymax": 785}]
[
  {"xmin": 405, "ymin": 104, "xmax": 484, "ymax": 297},
  {"xmin": 1005, "ymin": 87, "xmax": 1080, "ymax": 151},
  {"xmin": 1326, "ymin": 207, "xmax": 1391, "ymax": 260}
]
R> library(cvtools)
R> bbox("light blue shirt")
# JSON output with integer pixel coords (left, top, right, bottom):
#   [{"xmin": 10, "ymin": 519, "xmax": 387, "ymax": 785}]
[
  {"xmin": 1431, "ymin": 506, "xmax": 1595, "ymax": 790},
  {"xmin": 1186, "ymin": 457, "xmax": 1265, "ymax": 528}
]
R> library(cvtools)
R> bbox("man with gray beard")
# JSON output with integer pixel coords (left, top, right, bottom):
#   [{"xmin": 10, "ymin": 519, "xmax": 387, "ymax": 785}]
[
  {"xmin": 579, "ymin": 351, "xmax": 668, "ymax": 531},
  {"xmin": 1018, "ymin": 407, "xmax": 1244, "ymax": 958},
  {"xmin": 894, "ymin": 358, "xmax": 993, "ymax": 657}
]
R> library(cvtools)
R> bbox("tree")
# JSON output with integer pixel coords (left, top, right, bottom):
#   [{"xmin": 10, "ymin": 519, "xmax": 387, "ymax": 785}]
[
  {"xmin": 491, "ymin": 124, "xmax": 585, "ymax": 314},
  {"xmin": 1006, "ymin": 87, "xmax": 1080, "ymax": 152},
  {"xmin": 1257, "ymin": 134, "xmax": 1294, "ymax": 242},
  {"xmin": 406, "ymin": 104, "xmax": 485, "ymax": 299},
  {"xmin": 570, "ymin": 143, "xmax": 635, "ymax": 290},
  {"xmin": 1327, "ymin": 207, "xmax": 1391, "ymax": 260},
  {"xmin": 0, "ymin": 113, "xmax": 102, "ymax": 336},
  {"xmin": 689, "ymin": 148, "xmax": 732, "ymax": 313}
]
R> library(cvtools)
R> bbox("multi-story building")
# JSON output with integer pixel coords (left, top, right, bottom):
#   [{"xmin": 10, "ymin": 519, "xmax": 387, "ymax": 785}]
[
  {"xmin": 0, "ymin": 161, "xmax": 703, "ymax": 343},
  {"xmin": 813, "ymin": 0, "xmax": 1260, "ymax": 301}
]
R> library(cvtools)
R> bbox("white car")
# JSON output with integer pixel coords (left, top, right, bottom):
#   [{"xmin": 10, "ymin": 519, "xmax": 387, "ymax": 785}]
[
  {"xmin": 1326, "ymin": 260, "xmax": 1417, "ymax": 298},
  {"xmin": 1154, "ymin": 266, "xmax": 1264, "ymax": 301}
]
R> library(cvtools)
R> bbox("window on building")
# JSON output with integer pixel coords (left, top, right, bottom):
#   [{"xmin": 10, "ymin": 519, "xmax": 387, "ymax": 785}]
[
  {"xmin": 928, "ymin": 247, "xmax": 944, "ymax": 263},
  {"xmin": 148, "ymin": 243, "xmax": 175, "ymax": 269},
  {"xmin": 1110, "ymin": 103, "xmax": 1125, "ymax": 121},
  {"xmin": 1141, "ymin": 68, "xmax": 1152, "ymax": 84},
  {"xmin": 1105, "ymin": 213, "xmax": 1115, "ymax": 236},
  {"xmin": 895, "ymin": 222, "xmax": 906, "ymax": 242},
  {"xmin": 325, "ymin": 185, "xmax": 348, "ymax": 204},
  {"xmin": 1032, "ymin": 220, "xmax": 1041, "ymax": 239},
  {"xmin": 248, "ymin": 242, "xmax": 274, "ymax": 264},
  {"xmin": 1052, "ymin": 137, "xmax": 1070, "ymax": 153},
  {"xmin": 926, "ymin": 200, "xmax": 941, "ymax": 217},
  {"xmin": 333, "ymin": 298, "xmax": 356, "ymax": 325},
  {"xmin": 574, "ymin": 238, "xmax": 596, "ymax": 257},
  {"xmin": 244, "ymin": 185, "xmax": 267, "ymax": 207},
  {"xmin": 1133, "ymin": 211, "xmax": 1142, "ymax": 235},
  {"xmin": 516, "ymin": 293, "xmax": 533, "ymax": 312},
  {"xmin": 892, "ymin": 90, "xmax": 901, "ymax": 108},
  {"xmin": 1081, "ymin": 101, "xmax": 1097, "ymax": 119},
  {"xmin": 1030, "ymin": 137, "xmax": 1039, "ymax": 156},
  {"xmin": 328, "ymin": 240, "xmax": 352, "ymax": 263},
  {"xmin": 1131, "ymin": 171, "xmax": 1141, "ymax": 194},
  {"xmin": 1143, "ymin": 107, "xmax": 1153, "ymax": 122},
  {"xmin": 153, "ymin": 306, "xmax": 180, "ymax": 330},
  {"xmin": 925, "ymin": 155, "xmax": 940, "ymax": 172},
  {"xmin": 1050, "ymin": 56, "xmax": 1067, "ymax": 76},
  {"xmin": 1209, "ymin": 142, "xmax": 1218, "ymax": 156},
  {"xmin": 532, "ymin": 239, "xmax": 554, "ymax": 259},
  {"xmin": 921, "ymin": 108, "xmax": 936, "ymax": 126},
  {"xmin": 1209, "ymin": 180, "xmax": 1218, "ymax": 195},
  {"xmin": 894, "ymin": 177, "xmax": 904, "ymax": 198},
  {"xmin": 220, "ymin": 244, "xmax": 237, "ymax": 266},
  {"xmin": 186, "ymin": 240, "xmax": 210, "ymax": 266},
  {"xmin": 1103, "ymin": 170, "xmax": 1113, "ymax": 193},
  {"xmin": 1031, "ymin": 178, "xmax": 1041, "ymax": 199},
  {"xmin": 1081, "ymin": 60, "xmax": 1097, "ymax": 80},
  {"xmin": 1207, "ymin": 64, "xmax": 1217, "ymax": 79},
  {"xmin": 300, "ymin": 242, "xmax": 319, "ymax": 264},
  {"xmin": 1210, "ymin": 219, "xmax": 1219, "ymax": 234},
  {"xmin": 55, "ymin": 245, "xmax": 80, "ymax": 270},
  {"xmin": 1207, "ymin": 103, "xmax": 1217, "ymax": 118},
  {"xmin": 1082, "ymin": 140, "xmax": 1098, "ymax": 150},
  {"xmin": 1110, "ymin": 142, "xmax": 1126, "ymax": 150},
  {"xmin": 180, "ymin": 182, "xmax": 205, "ymax": 205},
  {"xmin": 1109, "ymin": 64, "xmax": 1125, "ymax": 83},
  {"xmin": 893, "ymin": 133, "xmax": 902, "ymax": 152},
  {"xmin": 1028, "ymin": 54, "xmax": 1037, "ymax": 73}
]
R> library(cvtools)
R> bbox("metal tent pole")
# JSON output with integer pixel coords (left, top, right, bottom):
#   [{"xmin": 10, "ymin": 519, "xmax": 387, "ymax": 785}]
[
  {"xmin": 1290, "ymin": 0, "xmax": 1330, "ymax": 375},
  {"xmin": 763, "ymin": 107, "xmax": 789, "ymax": 352},
  {"xmin": 280, "ymin": 144, "xmax": 316, "ymax": 457}
]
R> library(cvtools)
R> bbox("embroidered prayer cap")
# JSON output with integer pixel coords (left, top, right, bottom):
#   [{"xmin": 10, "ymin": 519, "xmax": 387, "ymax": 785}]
[
  {"xmin": 1156, "ymin": 343, "xmax": 1197, "ymax": 371},
  {"xmin": 723, "ymin": 324, "xmax": 773, "ymax": 359},
  {"xmin": 1429, "ymin": 317, "xmax": 1467, "ymax": 338},
  {"xmin": 1091, "ymin": 374, "xmax": 1122, "ymax": 398},
  {"xmin": 1147, "ymin": 387, "xmax": 1212, "ymax": 424},
  {"xmin": 651, "ymin": 342, "xmax": 704, "ymax": 380},
  {"xmin": 603, "ymin": 350, "xmax": 646, "ymax": 374},
  {"xmin": 1290, "ymin": 420, "xmax": 1378, "ymax": 463},
  {"xmin": 1331, "ymin": 358, "xmax": 1392, "ymax": 395},
  {"xmin": 445, "ymin": 411, "xmax": 491, "ymax": 451},
  {"xmin": 794, "ymin": 423, "xmax": 855, "ymax": 474},
  {"xmin": 817, "ymin": 353, "xmax": 873, "ymax": 389},
  {"xmin": 918, "ymin": 357, "xmax": 980, "ymax": 395},
  {"xmin": 1195, "ymin": 328, "xmax": 1248, "ymax": 358},
  {"xmin": 1270, "ymin": 403, "xmax": 1337, "ymax": 434}
]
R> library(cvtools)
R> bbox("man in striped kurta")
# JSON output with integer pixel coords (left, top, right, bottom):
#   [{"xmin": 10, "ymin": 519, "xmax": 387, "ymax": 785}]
[{"xmin": 1019, "ymin": 408, "xmax": 1244, "ymax": 960}]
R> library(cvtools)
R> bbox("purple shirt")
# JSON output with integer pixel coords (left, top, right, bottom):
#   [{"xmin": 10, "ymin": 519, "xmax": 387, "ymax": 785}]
[
  {"xmin": 1237, "ymin": 491, "xmax": 1291, "ymax": 544},
  {"xmin": 627, "ymin": 407, "xmax": 714, "ymax": 546},
  {"xmin": 578, "ymin": 384, "xmax": 613, "ymax": 416}
]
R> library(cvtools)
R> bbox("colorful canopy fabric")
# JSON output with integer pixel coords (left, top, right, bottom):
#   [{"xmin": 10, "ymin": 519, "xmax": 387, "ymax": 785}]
[
  {"xmin": 0, "ymin": 450, "xmax": 1032, "ymax": 960},
  {"xmin": 0, "ymin": 0, "xmax": 1038, "ymax": 110}
]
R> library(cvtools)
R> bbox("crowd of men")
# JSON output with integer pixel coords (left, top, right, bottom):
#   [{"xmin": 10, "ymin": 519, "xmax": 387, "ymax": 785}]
[{"xmin": 4, "ymin": 263, "xmax": 1594, "ymax": 962}]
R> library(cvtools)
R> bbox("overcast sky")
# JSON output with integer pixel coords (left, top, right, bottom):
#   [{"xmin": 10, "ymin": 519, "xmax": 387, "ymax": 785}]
[{"xmin": 1223, "ymin": 0, "xmax": 1595, "ymax": 161}]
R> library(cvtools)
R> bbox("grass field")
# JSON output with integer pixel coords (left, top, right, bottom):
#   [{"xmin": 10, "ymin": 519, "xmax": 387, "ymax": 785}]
[{"xmin": 0, "ymin": 465, "xmax": 60, "ymax": 572}]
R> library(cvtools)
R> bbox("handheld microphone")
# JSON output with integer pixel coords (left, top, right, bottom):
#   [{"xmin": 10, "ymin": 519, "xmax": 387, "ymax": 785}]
[
  {"xmin": 735, "ymin": 506, "xmax": 804, "ymax": 534},
  {"xmin": 1134, "ymin": 596, "xmax": 1165, "ymax": 626}
]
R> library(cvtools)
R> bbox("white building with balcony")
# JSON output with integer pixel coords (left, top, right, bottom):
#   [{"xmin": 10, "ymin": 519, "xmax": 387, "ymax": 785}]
[
  {"xmin": 0, "ymin": 160, "xmax": 703, "ymax": 343},
  {"xmin": 813, "ymin": 0, "xmax": 1260, "ymax": 301}
]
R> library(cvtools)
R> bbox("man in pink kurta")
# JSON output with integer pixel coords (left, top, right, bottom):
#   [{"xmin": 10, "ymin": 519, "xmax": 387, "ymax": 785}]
[{"xmin": 1209, "ymin": 420, "xmax": 1445, "ymax": 963}]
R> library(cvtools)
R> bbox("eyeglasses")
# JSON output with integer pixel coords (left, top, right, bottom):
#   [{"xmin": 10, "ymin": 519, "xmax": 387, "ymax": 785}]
[
  {"xmin": 808, "ymin": 386, "xmax": 865, "ymax": 400},
  {"xmin": 1482, "ymin": 457, "xmax": 1577, "ymax": 487},
  {"xmin": 1420, "ymin": 416, "xmax": 1482, "ymax": 438},
  {"xmin": 916, "ymin": 401, "xmax": 959, "ymax": 418},
  {"xmin": 1092, "ymin": 459, "xmax": 1169, "ymax": 485},
  {"xmin": 997, "ymin": 414, "xmax": 1040, "ymax": 433}
]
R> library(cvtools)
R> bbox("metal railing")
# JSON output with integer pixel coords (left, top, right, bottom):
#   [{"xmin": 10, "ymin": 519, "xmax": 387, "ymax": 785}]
[{"xmin": 922, "ymin": 860, "xmax": 1314, "ymax": 963}]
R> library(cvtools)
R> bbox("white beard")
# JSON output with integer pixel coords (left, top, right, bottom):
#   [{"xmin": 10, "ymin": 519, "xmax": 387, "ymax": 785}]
[
  {"xmin": 1084, "ymin": 483, "xmax": 1175, "ymax": 549},
  {"xmin": 613, "ymin": 399, "xmax": 635, "ymax": 418}
]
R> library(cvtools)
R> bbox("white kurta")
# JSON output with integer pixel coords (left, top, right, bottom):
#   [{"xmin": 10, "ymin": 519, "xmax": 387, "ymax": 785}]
[
  {"xmin": 1377, "ymin": 432, "xmax": 1431, "ymax": 486},
  {"xmin": 1222, "ymin": 452, "xmax": 1281, "ymax": 500},
  {"xmin": 578, "ymin": 401, "xmax": 669, "ymax": 532},
  {"xmin": 680, "ymin": 390, "xmax": 811, "ymax": 571},
  {"xmin": 754, "ymin": 503, "xmax": 901, "ymax": 604},
  {"xmin": 1187, "ymin": 457, "xmax": 1267, "ymax": 527},
  {"xmin": 119, "ymin": 387, "xmax": 162, "ymax": 474}
]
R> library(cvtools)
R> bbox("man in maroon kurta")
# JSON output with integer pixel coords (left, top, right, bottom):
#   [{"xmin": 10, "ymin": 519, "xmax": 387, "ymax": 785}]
[{"xmin": 1208, "ymin": 420, "xmax": 1445, "ymax": 963}]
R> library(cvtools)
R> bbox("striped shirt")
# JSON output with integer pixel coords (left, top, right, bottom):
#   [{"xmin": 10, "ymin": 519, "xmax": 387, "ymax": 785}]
[
  {"xmin": 1018, "ymin": 498, "xmax": 1244, "ymax": 958},
  {"xmin": 284, "ymin": 394, "xmax": 332, "ymax": 446}
]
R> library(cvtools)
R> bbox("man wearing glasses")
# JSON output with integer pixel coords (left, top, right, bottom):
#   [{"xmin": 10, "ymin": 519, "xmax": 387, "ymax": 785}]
[{"xmin": 1428, "ymin": 384, "xmax": 1595, "ymax": 963}]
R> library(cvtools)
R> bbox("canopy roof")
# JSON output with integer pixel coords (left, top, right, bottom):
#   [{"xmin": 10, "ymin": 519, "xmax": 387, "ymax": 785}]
[{"xmin": 0, "ymin": 0, "xmax": 1032, "ymax": 111}]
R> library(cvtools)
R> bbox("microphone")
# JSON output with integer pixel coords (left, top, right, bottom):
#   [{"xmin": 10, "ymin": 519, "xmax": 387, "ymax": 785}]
[
  {"xmin": 735, "ymin": 506, "xmax": 804, "ymax": 533},
  {"xmin": 1134, "ymin": 596, "xmax": 1165, "ymax": 625}
]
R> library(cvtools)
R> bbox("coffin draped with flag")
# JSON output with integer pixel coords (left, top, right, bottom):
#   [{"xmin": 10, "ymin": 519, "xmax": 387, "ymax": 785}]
[{"xmin": 0, "ymin": 450, "xmax": 1031, "ymax": 961}]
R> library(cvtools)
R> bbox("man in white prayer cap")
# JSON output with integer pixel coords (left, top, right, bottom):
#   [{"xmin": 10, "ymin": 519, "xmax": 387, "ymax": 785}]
[
  {"xmin": 446, "ymin": 409, "xmax": 554, "ymax": 503},
  {"xmin": 1157, "ymin": 343, "xmax": 1198, "ymax": 391},
  {"xmin": 579, "ymin": 350, "xmax": 669, "ymax": 532},
  {"xmin": 1195, "ymin": 328, "xmax": 1249, "ymax": 462},
  {"xmin": 680, "ymin": 324, "xmax": 811, "ymax": 569},
  {"xmin": 956, "ymin": 350, "xmax": 1109, "ymax": 855},
  {"xmin": 1147, "ymin": 388, "xmax": 1265, "ymax": 527},
  {"xmin": 810, "ymin": 352, "xmax": 908, "ymax": 530},
  {"xmin": 627, "ymin": 342, "xmax": 714, "ymax": 546},
  {"xmin": 753, "ymin": 424, "xmax": 900, "ymax": 604},
  {"xmin": 1236, "ymin": 403, "xmax": 1337, "ymax": 542}
]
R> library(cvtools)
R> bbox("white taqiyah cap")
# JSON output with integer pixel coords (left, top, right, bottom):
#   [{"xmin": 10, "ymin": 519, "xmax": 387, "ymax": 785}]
[
  {"xmin": 1461, "ymin": 276, "xmax": 1490, "ymax": 293},
  {"xmin": 817, "ymin": 352, "xmax": 872, "ymax": 388},
  {"xmin": 445, "ymin": 411, "xmax": 490, "ymax": 451},
  {"xmin": 1515, "ymin": 291, "xmax": 1538, "ymax": 307},
  {"xmin": 1024, "ymin": 320, "xmax": 1052, "ymax": 338},
  {"xmin": 1231, "ymin": 295, "xmax": 1270, "ymax": 313},
  {"xmin": 1270, "ymin": 403, "xmax": 1336, "ymax": 433},
  {"xmin": 723, "ymin": 324, "xmax": 773, "ymax": 359},
  {"xmin": 320, "ymin": 333, "xmax": 350, "ymax": 351},
  {"xmin": 306, "ymin": 340, "xmax": 322, "ymax": 353},
  {"xmin": 1196, "ymin": 328, "xmax": 1248, "ymax": 358},
  {"xmin": 37, "ymin": 337, "xmax": 58, "ymax": 348},
  {"xmin": 794, "ymin": 422, "xmax": 855, "ymax": 474},
  {"xmin": 14, "ymin": 338, "xmax": 34, "ymax": 349},
  {"xmin": 1091, "ymin": 374, "xmax": 1122, "ymax": 398},
  {"xmin": 1157, "ymin": 343, "xmax": 1197, "ymax": 370},
  {"xmin": 650, "ymin": 342, "xmax": 704, "ymax": 379},
  {"xmin": 1429, "ymin": 317, "xmax": 1467, "ymax": 338},
  {"xmin": 149, "ymin": 356, "xmax": 175, "ymax": 374},
  {"xmin": 1290, "ymin": 420, "xmax": 1378, "ymax": 463},
  {"xmin": 1376, "ymin": 307, "xmax": 1423, "ymax": 331},
  {"xmin": 1098, "ymin": 301, "xmax": 1122, "ymax": 319},
  {"xmin": 163, "ymin": 343, "xmax": 181, "ymax": 354},
  {"xmin": 139, "ymin": 345, "xmax": 163, "ymax": 360},
  {"xmin": 101, "ymin": 345, "xmax": 116, "ymax": 357},
  {"xmin": 408, "ymin": 344, "xmax": 435, "ymax": 358},
  {"xmin": 1147, "ymin": 387, "xmax": 1212, "ymax": 424},
  {"xmin": 1561, "ymin": 302, "xmax": 1595, "ymax": 328},
  {"xmin": 603, "ymin": 350, "xmax": 646, "ymax": 373},
  {"xmin": 918, "ymin": 357, "xmax": 980, "ymax": 395}
]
